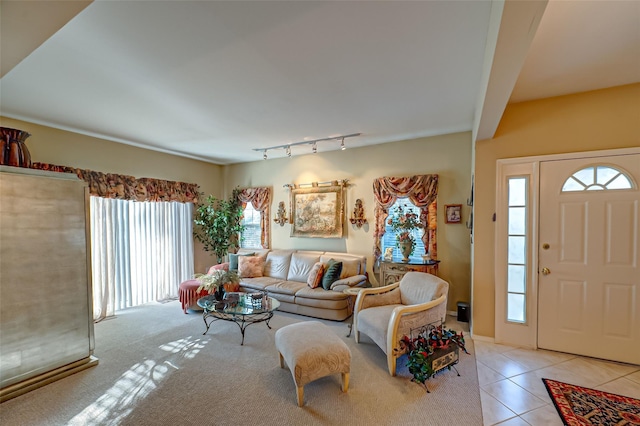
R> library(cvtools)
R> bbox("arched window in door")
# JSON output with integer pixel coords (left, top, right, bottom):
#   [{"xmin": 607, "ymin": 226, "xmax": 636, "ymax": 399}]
[{"xmin": 561, "ymin": 165, "xmax": 633, "ymax": 192}]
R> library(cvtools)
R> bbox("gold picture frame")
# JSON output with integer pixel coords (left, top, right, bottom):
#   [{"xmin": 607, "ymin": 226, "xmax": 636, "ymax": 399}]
[{"xmin": 290, "ymin": 184, "xmax": 344, "ymax": 238}]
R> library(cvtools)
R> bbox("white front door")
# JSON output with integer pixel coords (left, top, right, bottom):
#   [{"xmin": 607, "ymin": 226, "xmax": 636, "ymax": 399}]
[{"xmin": 538, "ymin": 154, "xmax": 640, "ymax": 364}]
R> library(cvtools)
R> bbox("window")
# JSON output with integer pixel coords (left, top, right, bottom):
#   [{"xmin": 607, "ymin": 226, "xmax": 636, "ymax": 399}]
[
  {"xmin": 381, "ymin": 199, "xmax": 425, "ymax": 262},
  {"xmin": 562, "ymin": 165, "xmax": 632, "ymax": 192},
  {"xmin": 240, "ymin": 202, "xmax": 261, "ymax": 249},
  {"xmin": 506, "ymin": 177, "xmax": 527, "ymax": 323}
]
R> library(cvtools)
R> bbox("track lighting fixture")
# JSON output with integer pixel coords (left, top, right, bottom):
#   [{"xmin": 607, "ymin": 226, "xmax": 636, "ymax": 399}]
[{"xmin": 253, "ymin": 133, "xmax": 360, "ymax": 160}]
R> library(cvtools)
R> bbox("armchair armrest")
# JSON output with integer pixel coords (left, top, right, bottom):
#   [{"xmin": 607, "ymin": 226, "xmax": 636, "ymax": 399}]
[
  {"xmin": 354, "ymin": 282, "xmax": 400, "ymax": 313},
  {"xmin": 386, "ymin": 294, "xmax": 448, "ymax": 360}
]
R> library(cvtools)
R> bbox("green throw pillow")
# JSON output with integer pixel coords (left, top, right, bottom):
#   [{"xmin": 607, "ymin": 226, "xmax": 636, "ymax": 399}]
[
  {"xmin": 322, "ymin": 259, "xmax": 343, "ymax": 290},
  {"xmin": 229, "ymin": 252, "xmax": 255, "ymax": 271}
]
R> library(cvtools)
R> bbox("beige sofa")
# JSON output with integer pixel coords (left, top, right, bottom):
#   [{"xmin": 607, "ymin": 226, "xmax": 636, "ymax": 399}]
[{"xmin": 235, "ymin": 248, "xmax": 368, "ymax": 321}]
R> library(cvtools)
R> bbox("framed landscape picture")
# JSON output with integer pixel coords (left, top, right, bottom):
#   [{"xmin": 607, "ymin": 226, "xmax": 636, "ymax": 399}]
[
  {"xmin": 445, "ymin": 204, "xmax": 462, "ymax": 224},
  {"xmin": 290, "ymin": 184, "xmax": 344, "ymax": 238}
]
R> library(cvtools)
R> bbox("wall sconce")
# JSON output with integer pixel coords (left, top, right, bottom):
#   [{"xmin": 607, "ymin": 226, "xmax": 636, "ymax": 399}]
[
  {"xmin": 273, "ymin": 201, "xmax": 288, "ymax": 226},
  {"xmin": 349, "ymin": 198, "xmax": 367, "ymax": 228}
]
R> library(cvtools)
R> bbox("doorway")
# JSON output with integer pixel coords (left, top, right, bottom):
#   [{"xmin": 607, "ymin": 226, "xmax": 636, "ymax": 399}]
[
  {"xmin": 538, "ymin": 153, "xmax": 639, "ymax": 364},
  {"xmin": 495, "ymin": 149, "xmax": 639, "ymax": 364}
]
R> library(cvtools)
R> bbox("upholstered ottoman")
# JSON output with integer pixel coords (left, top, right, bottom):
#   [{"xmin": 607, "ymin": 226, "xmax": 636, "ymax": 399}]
[{"xmin": 275, "ymin": 321, "xmax": 351, "ymax": 407}]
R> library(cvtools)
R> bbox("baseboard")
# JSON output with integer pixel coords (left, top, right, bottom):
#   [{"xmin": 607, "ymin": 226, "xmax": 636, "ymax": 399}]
[
  {"xmin": 0, "ymin": 355, "xmax": 99, "ymax": 403},
  {"xmin": 469, "ymin": 333, "xmax": 495, "ymax": 343}
]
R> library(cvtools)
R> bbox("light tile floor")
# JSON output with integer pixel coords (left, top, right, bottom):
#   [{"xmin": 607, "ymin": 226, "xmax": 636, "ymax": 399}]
[{"xmin": 474, "ymin": 340, "xmax": 640, "ymax": 425}]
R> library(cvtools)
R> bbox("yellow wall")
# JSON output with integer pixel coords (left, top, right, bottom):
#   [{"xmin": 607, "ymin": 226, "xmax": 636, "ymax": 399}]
[
  {"xmin": 225, "ymin": 132, "xmax": 473, "ymax": 311},
  {"xmin": 0, "ymin": 116, "xmax": 224, "ymax": 273},
  {"xmin": 473, "ymin": 83, "xmax": 640, "ymax": 338}
]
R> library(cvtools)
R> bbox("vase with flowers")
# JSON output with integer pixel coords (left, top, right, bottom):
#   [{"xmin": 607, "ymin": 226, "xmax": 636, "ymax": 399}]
[
  {"xmin": 194, "ymin": 269, "xmax": 240, "ymax": 301},
  {"xmin": 387, "ymin": 203, "xmax": 423, "ymax": 261}
]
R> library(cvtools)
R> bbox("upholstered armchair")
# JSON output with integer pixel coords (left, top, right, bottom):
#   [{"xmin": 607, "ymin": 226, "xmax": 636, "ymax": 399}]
[{"xmin": 354, "ymin": 271, "xmax": 449, "ymax": 376}]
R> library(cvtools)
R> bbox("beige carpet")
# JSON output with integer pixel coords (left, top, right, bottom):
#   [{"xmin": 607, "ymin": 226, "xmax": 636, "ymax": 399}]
[{"xmin": 0, "ymin": 301, "xmax": 483, "ymax": 425}]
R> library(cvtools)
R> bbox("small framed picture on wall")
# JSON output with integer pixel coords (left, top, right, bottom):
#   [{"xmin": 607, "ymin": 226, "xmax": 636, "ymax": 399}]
[{"xmin": 445, "ymin": 204, "xmax": 462, "ymax": 224}]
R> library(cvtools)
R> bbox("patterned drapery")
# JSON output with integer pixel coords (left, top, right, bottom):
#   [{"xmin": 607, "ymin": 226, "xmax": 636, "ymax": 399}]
[
  {"xmin": 236, "ymin": 187, "xmax": 272, "ymax": 249},
  {"xmin": 372, "ymin": 175, "xmax": 438, "ymax": 260},
  {"xmin": 31, "ymin": 162, "xmax": 199, "ymax": 203}
]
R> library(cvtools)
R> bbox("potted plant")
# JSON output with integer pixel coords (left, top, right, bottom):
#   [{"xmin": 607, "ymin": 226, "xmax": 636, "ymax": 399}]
[
  {"xmin": 387, "ymin": 203, "xmax": 423, "ymax": 261},
  {"xmin": 193, "ymin": 190, "xmax": 245, "ymax": 263},
  {"xmin": 400, "ymin": 323, "xmax": 469, "ymax": 391},
  {"xmin": 194, "ymin": 269, "xmax": 240, "ymax": 301}
]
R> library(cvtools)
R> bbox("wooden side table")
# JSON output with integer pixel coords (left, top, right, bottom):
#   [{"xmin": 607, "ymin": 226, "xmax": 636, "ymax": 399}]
[{"xmin": 379, "ymin": 257, "xmax": 440, "ymax": 286}]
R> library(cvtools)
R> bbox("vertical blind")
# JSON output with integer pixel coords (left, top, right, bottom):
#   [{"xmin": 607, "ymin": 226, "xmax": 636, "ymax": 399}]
[{"xmin": 91, "ymin": 197, "xmax": 194, "ymax": 320}]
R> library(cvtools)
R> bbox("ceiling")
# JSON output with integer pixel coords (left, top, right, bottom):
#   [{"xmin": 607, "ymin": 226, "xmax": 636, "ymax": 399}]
[{"xmin": 1, "ymin": 0, "xmax": 638, "ymax": 165}]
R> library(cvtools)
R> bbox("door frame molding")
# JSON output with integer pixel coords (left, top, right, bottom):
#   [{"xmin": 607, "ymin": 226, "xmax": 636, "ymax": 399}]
[{"xmin": 495, "ymin": 147, "xmax": 639, "ymax": 348}]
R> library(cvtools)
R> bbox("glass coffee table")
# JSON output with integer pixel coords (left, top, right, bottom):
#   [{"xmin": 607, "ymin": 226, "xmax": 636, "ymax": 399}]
[{"xmin": 197, "ymin": 292, "xmax": 280, "ymax": 345}]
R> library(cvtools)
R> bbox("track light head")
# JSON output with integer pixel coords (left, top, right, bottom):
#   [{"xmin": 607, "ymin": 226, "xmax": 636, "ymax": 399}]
[
  {"xmin": 340, "ymin": 137, "xmax": 346, "ymax": 150},
  {"xmin": 263, "ymin": 150, "xmax": 268, "ymax": 160},
  {"xmin": 312, "ymin": 142, "xmax": 317, "ymax": 154},
  {"xmin": 286, "ymin": 146, "xmax": 291, "ymax": 157}
]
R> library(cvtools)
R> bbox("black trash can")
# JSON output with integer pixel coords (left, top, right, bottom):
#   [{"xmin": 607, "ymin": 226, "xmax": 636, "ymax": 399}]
[{"xmin": 457, "ymin": 301, "xmax": 470, "ymax": 323}]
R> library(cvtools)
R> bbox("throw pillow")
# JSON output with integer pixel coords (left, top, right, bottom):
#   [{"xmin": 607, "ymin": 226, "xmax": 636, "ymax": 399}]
[
  {"xmin": 307, "ymin": 262, "xmax": 325, "ymax": 289},
  {"xmin": 322, "ymin": 259, "xmax": 343, "ymax": 290},
  {"xmin": 238, "ymin": 255, "xmax": 264, "ymax": 278},
  {"xmin": 229, "ymin": 252, "xmax": 255, "ymax": 271}
]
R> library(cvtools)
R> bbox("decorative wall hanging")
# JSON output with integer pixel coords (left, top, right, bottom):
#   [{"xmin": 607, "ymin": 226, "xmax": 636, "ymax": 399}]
[
  {"xmin": 273, "ymin": 201, "xmax": 288, "ymax": 226},
  {"xmin": 286, "ymin": 180, "xmax": 347, "ymax": 238},
  {"xmin": 445, "ymin": 204, "xmax": 462, "ymax": 224},
  {"xmin": 349, "ymin": 198, "xmax": 367, "ymax": 228}
]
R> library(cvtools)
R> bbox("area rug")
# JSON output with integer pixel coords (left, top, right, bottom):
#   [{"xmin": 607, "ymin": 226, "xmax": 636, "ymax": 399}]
[{"xmin": 543, "ymin": 378, "xmax": 640, "ymax": 426}]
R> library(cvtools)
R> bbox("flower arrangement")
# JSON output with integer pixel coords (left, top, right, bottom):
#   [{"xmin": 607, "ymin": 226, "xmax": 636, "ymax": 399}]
[
  {"xmin": 387, "ymin": 203, "xmax": 423, "ymax": 255},
  {"xmin": 194, "ymin": 269, "xmax": 240, "ymax": 295},
  {"xmin": 400, "ymin": 323, "xmax": 469, "ymax": 388}
]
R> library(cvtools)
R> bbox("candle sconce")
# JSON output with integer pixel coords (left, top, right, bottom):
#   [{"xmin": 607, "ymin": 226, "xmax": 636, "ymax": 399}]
[
  {"xmin": 273, "ymin": 201, "xmax": 288, "ymax": 227},
  {"xmin": 349, "ymin": 199, "xmax": 367, "ymax": 228}
]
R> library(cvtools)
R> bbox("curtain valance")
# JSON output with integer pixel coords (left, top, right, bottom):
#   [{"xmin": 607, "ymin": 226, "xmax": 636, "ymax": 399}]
[
  {"xmin": 236, "ymin": 187, "xmax": 272, "ymax": 249},
  {"xmin": 32, "ymin": 162, "xmax": 200, "ymax": 203},
  {"xmin": 372, "ymin": 175, "xmax": 438, "ymax": 260}
]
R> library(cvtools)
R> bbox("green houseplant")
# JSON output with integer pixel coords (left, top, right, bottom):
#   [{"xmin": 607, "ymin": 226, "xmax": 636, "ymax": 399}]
[
  {"xmin": 400, "ymin": 323, "xmax": 468, "ymax": 389},
  {"xmin": 193, "ymin": 191, "xmax": 245, "ymax": 263}
]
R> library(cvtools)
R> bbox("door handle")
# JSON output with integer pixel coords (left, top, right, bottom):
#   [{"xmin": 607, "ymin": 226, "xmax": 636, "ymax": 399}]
[{"xmin": 541, "ymin": 267, "xmax": 551, "ymax": 276}]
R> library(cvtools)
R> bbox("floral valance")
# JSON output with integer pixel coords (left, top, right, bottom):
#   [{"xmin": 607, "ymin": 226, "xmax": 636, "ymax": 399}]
[
  {"xmin": 372, "ymin": 175, "xmax": 438, "ymax": 260},
  {"xmin": 31, "ymin": 162, "xmax": 200, "ymax": 203},
  {"xmin": 236, "ymin": 187, "xmax": 272, "ymax": 249}
]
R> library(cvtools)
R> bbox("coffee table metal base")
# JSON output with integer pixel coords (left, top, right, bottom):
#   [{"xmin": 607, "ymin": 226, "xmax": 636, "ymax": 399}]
[{"xmin": 202, "ymin": 310, "xmax": 275, "ymax": 345}]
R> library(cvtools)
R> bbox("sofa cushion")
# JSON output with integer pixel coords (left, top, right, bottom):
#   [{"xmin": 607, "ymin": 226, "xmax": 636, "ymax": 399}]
[
  {"xmin": 240, "ymin": 276, "xmax": 282, "ymax": 292},
  {"xmin": 322, "ymin": 259, "xmax": 343, "ymax": 290},
  {"xmin": 288, "ymin": 252, "xmax": 321, "ymax": 282},
  {"xmin": 266, "ymin": 280, "xmax": 307, "ymax": 296},
  {"xmin": 306, "ymin": 262, "xmax": 324, "ymax": 289},
  {"xmin": 264, "ymin": 250, "xmax": 294, "ymax": 280},
  {"xmin": 320, "ymin": 253, "xmax": 363, "ymax": 278},
  {"xmin": 238, "ymin": 256, "xmax": 265, "ymax": 278},
  {"xmin": 295, "ymin": 286, "xmax": 350, "ymax": 301}
]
